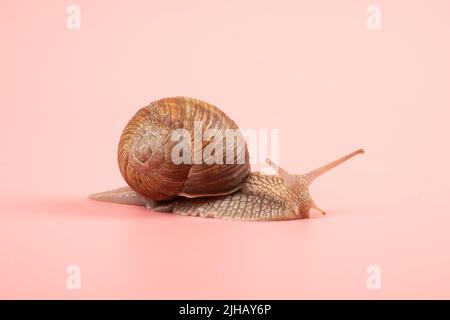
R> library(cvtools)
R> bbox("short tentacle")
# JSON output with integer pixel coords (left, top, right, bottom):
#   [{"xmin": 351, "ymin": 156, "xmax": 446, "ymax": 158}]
[{"xmin": 265, "ymin": 158, "xmax": 297, "ymax": 191}]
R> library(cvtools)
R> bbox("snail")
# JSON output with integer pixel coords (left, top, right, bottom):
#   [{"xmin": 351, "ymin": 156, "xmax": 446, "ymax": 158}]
[{"xmin": 89, "ymin": 96, "xmax": 364, "ymax": 221}]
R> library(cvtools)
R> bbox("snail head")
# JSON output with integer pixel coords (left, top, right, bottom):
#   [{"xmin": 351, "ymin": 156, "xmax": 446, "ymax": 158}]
[{"xmin": 265, "ymin": 148, "xmax": 364, "ymax": 217}]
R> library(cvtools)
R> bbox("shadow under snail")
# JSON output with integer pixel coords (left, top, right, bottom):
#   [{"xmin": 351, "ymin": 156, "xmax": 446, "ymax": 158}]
[{"xmin": 89, "ymin": 96, "xmax": 364, "ymax": 221}]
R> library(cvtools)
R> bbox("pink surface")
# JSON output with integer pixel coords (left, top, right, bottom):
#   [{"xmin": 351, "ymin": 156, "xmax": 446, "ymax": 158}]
[{"xmin": 1, "ymin": 0, "xmax": 449, "ymax": 299}]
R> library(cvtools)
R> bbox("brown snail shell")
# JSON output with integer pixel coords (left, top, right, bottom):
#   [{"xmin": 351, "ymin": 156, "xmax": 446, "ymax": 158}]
[{"xmin": 118, "ymin": 96, "xmax": 251, "ymax": 201}]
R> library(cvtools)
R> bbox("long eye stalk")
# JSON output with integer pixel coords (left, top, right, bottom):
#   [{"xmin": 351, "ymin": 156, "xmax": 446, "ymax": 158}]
[{"xmin": 303, "ymin": 149, "xmax": 364, "ymax": 185}]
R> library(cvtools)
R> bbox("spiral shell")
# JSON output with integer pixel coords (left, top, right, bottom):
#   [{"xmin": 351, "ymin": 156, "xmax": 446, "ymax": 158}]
[{"xmin": 118, "ymin": 97, "xmax": 251, "ymax": 200}]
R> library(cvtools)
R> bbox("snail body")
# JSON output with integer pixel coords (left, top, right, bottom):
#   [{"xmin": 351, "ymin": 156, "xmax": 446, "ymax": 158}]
[{"xmin": 90, "ymin": 97, "xmax": 364, "ymax": 221}]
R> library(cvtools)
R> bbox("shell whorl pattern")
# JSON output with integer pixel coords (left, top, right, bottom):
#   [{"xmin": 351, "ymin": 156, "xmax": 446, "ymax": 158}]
[{"xmin": 118, "ymin": 97, "xmax": 251, "ymax": 201}]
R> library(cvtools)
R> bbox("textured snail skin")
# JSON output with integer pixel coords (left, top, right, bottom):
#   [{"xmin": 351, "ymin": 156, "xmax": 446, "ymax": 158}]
[{"xmin": 172, "ymin": 173, "xmax": 313, "ymax": 221}]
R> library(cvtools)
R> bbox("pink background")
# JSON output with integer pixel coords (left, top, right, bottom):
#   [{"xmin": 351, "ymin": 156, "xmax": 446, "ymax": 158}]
[{"xmin": 1, "ymin": 0, "xmax": 450, "ymax": 299}]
